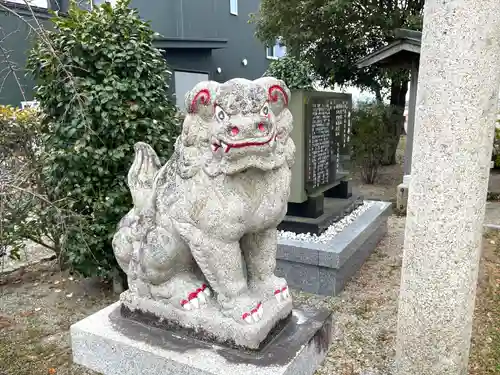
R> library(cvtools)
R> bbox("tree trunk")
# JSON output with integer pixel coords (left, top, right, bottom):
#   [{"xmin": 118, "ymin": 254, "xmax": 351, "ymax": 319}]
[
  {"xmin": 375, "ymin": 87, "xmax": 383, "ymax": 103},
  {"xmin": 381, "ymin": 78, "xmax": 408, "ymax": 165}
]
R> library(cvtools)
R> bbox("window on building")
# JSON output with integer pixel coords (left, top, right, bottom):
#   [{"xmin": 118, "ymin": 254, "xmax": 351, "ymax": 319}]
[
  {"xmin": 266, "ymin": 40, "xmax": 287, "ymax": 60},
  {"xmin": 174, "ymin": 71, "xmax": 210, "ymax": 112},
  {"xmin": 229, "ymin": 0, "xmax": 238, "ymax": 15},
  {"xmin": 6, "ymin": 0, "xmax": 48, "ymax": 8}
]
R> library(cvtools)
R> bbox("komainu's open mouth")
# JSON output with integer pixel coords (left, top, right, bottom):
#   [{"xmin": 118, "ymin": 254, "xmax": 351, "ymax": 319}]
[{"xmin": 212, "ymin": 133, "xmax": 277, "ymax": 153}]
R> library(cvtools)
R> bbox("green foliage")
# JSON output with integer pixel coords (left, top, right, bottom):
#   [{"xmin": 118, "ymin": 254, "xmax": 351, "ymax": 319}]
[
  {"xmin": 350, "ymin": 102, "xmax": 391, "ymax": 184},
  {"xmin": 264, "ymin": 55, "xmax": 315, "ymax": 90},
  {"xmin": 0, "ymin": 105, "xmax": 65, "ymax": 262},
  {"xmin": 26, "ymin": 0, "xmax": 180, "ymax": 278},
  {"xmin": 0, "ymin": 105, "xmax": 41, "ymax": 261},
  {"xmin": 251, "ymin": 0, "xmax": 424, "ymax": 100}
]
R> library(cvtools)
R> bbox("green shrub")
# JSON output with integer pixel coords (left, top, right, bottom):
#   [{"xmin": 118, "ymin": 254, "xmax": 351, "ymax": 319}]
[
  {"xmin": 26, "ymin": 0, "xmax": 180, "ymax": 278},
  {"xmin": 264, "ymin": 55, "xmax": 315, "ymax": 90},
  {"xmin": 0, "ymin": 105, "xmax": 71, "ymax": 262},
  {"xmin": 1, "ymin": 105, "xmax": 41, "ymax": 261},
  {"xmin": 351, "ymin": 102, "xmax": 391, "ymax": 184}
]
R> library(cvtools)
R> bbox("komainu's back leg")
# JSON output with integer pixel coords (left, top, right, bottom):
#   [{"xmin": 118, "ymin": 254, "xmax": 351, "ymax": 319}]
[
  {"xmin": 112, "ymin": 211, "xmax": 137, "ymax": 274},
  {"xmin": 138, "ymin": 225, "xmax": 212, "ymax": 311}
]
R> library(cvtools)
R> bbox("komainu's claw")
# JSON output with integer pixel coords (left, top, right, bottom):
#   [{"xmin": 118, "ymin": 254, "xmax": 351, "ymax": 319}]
[
  {"xmin": 242, "ymin": 302, "xmax": 263, "ymax": 324},
  {"xmin": 180, "ymin": 284, "xmax": 211, "ymax": 311},
  {"xmin": 275, "ymin": 285, "xmax": 291, "ymax": 302},
  {"xmin": 257, "ymin": 304, "xmax": 264, "ymax": 319},
  {"xmin": 197, "ymin": 290, "xmax": 207, "ymax": 305}
]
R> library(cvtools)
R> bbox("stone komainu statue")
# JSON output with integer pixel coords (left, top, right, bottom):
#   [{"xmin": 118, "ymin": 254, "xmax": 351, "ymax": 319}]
[{"xmin": 112, "ymin": 77, "xmax": 295, "ymax": 348}]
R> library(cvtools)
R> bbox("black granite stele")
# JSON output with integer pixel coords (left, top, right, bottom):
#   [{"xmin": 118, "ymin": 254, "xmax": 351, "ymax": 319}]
[{"xmin": 278, "ymin": 194, "xmax": 363, "ymax": 235}]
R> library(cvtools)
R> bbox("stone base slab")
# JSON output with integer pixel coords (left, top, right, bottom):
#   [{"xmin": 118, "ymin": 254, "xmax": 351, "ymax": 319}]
[
  {"xmin": 71, "ymin": 302, "xmax": 333, "ymax": 375},
  {"xmin": 276, "ymin": 201, "xmax": 392, "ymax": 296}
]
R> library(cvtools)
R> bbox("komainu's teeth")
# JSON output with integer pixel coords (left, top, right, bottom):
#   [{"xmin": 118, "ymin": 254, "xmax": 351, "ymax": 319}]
[
  {"xmin": 197, "ymin": 292, "xmax": 207, "ymax": 304},
  {"xmin": 190, "ymin": 298, "xmax": 200, "ymax": 309},
  {"xmin": 211, "ymin": 144, "xmax": 218, "ymax": 152}
]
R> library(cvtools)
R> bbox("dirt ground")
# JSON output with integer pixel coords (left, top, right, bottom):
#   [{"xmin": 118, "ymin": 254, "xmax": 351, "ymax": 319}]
[
  {"xmin": 469, "ymin": 230, "xmax": 500, "ymax": 375},
  {"xmin": 1, "ymin": 216, "xmax": 498, "ymax": 375},
  {"xmin": 0, "ymin": 136, "xmax": 498, "ymax": 375},
  {"xmin": 351, "ymin": 136, "xmax": 405, "ymax": 203}
]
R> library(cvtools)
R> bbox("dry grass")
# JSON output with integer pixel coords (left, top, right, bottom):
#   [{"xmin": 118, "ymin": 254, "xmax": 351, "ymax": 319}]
[
  {"xmin": 351, "ymin": 136, "xmax": 405, "ymax": 203},
  {"xmin": 0, "ymin": 135, "xmax": 498, "ymax": 374},
  {"xmin": 0, "ymin": 263, "xmax": 114, "ymax": 375},
  {"xmin": 469, "ymin": 231, "xmax": 500, "ymax": 375}
]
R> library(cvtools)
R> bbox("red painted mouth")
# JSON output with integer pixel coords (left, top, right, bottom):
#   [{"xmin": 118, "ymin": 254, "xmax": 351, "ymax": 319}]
[{"xmin": 212, "ymin": 133, "xmax": 277, "ymax": 153}]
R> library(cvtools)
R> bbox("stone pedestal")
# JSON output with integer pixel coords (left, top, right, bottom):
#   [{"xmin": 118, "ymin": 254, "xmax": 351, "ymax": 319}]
[
  {"xmin": 118, "ymin": 289, "xmax": 292, "ymax": 350},
  {"xmin": 396, "ymin": 175, "xmax": 411, "ymax": 214},
  {"xmin": 279, "ymin": 194, "xmax": 363, "ymax": 235},
  {"xmin": 277, "ymin": 201, "xmax": 391, "ymax": 295},
  {"xmin": 324, "ymin": 180, "xmax": 352, "ymax": 199},
  {"xmin": 286, "ymin": 194, "xmax": 325, "ymax": 218},
  {"xmin": 71, "ymin": 303, "xmax": 333, "ymax": 375}
]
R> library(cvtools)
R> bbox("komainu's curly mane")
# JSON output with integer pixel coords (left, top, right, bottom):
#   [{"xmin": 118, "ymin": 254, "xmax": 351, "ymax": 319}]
[{"xmin": 173, "ymin": 77, "xmax": 294, "ymax": 179}]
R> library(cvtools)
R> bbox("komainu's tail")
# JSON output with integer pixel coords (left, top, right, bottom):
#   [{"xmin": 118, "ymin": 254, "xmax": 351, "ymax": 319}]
[{"xmin": 127, "ymin": 142, "xmax": 161, "ymax": 210}]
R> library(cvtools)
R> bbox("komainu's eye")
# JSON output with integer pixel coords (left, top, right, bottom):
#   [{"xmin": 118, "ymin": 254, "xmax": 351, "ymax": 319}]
[
  {"xmin": 214, "ymin": 105, "xmax": 228, "ymax": 122},
  {"xmin": 260, "ymin": 104, "xmax": 269, "ymax": 117}
]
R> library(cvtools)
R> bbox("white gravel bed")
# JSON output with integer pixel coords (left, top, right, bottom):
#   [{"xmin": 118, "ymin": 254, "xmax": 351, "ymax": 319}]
[{"xmin": 278, "ymin": 200, "xmax": 376, "ymax": 244}]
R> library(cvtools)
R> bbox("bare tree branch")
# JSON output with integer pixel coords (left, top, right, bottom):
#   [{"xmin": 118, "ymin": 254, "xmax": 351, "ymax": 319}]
[{"xmin": 0, "ymin": 30, "xmax": 27, "ymax": 101}]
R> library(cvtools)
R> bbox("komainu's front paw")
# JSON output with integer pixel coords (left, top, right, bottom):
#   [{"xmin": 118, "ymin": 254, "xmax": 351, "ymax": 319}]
[
  {"xmin": 180, "ymin": 284, "xmax": 211, "ymax": 311},
  {"xmin": 149, "ymin": 272, "xmax": 212, "ymax": 311},
  {"xmin": 220, "ymin": 294, "xmax": 264, "ymax": 325},
  {"xmin": 242, "ymin": 302, "xmax": 264, "ymax": 324},
  {"xmin": 250, "ymin": 275, "xmax": 291, "ymax": 303},
  {"xmin": 273, "ymin": 284, "xmax": 291, "ymax": 302}
]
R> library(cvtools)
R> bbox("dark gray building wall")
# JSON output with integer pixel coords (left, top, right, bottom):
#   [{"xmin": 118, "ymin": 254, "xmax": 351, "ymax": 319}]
[
  {"xmin": 211, "ymin": 1, "xmax": 270, "ymax": 82},
  {"xmin": 161, "ymin": 48, "xmax": 214, "ymax": 97},
  {"xmin": 0, "ymin": 0, "xmax": 270, "ymax": 106},
  {"xmin": 0, "ymin": 5, "xmax": 52, "ymax": 106},
  {"xmin": 131, "ymin": 0, "xmax": 270, "ymax": 82},
  {"xmin": 163, "ymin": 48, "xmax": 214, "ymax": 78}
]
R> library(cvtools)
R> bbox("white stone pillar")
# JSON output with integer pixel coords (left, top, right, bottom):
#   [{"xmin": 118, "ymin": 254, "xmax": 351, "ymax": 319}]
[{"xmin": 395, "ymin": 0, "xmax": 500, "ymax": 374}]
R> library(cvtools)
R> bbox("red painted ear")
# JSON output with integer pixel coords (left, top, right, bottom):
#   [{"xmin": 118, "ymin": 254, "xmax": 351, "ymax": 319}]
[
  {"xmin": 189, "ymin": 88, "xmax": 211, "ymax": 114},
  {"xmin": 268, "ymin": 85, "xmax": 289, "ymax": 107}
]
